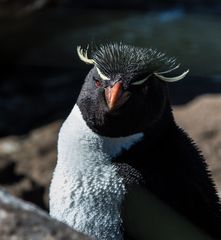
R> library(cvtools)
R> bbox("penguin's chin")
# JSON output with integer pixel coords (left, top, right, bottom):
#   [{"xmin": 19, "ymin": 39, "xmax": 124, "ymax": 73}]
[{"xmin": 87, "ymin": 118, "xmax": 145, "ymax": 138}]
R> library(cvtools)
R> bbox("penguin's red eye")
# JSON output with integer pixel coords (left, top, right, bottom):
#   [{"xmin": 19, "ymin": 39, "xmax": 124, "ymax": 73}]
[{"xmin": 95, "ymin": 79, "xmax": 101, "ymax": 88}]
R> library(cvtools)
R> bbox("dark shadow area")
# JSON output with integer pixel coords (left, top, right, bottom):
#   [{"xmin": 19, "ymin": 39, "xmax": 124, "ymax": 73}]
[
  {"xmin": 0, "ymin": 65, "xmax": 85, "ymax": 136},
  {"xmin": 0, "ymin": 160, "xmax": 24, "ymax": 185},
  {"xmin": 21, "ymin": 180, "xmax": 46, "ymax": 210},
  {"xmin": 0, "ymin": 0, "xmax": 221, "ymax": 14}
]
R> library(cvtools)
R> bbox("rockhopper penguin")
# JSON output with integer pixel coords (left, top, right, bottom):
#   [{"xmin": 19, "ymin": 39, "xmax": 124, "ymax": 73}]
[{"xmin": 49, "ymin": 43, "xmax": 221, "ymax": 240}]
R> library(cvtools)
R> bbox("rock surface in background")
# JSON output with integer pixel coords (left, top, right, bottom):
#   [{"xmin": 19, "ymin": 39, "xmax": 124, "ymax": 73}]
[
  {"xmin": 0, "ymin": 188, "xmax": 90, "ymax": 240},
  {"xmin": 0, "ymin": 94, "xmax": 221, "ymax": 209},
  {"xmin": 0, "ymin": 121, "xmax": 61, "ymax": 209}
]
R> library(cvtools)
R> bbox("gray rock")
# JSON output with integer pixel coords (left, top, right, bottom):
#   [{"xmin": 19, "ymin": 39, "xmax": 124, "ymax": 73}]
[
  {"xmin": 0, "ymin": 188, "xmax": 90, "ymax": 240},
  {"xmin": 0, "ymin": 122, "xmax": 61, "ymax": 209}
]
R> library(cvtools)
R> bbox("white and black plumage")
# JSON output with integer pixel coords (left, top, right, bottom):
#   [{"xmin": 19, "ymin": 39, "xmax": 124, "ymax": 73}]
[{"xmin": 50, "ymin": 43, "xmax": 221, "ymax": 240}]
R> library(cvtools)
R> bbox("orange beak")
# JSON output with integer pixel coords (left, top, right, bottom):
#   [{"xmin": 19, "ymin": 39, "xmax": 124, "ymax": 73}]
[{"xmin": 105, "ymin": 81, "xmax": 123, "ymax": 110}]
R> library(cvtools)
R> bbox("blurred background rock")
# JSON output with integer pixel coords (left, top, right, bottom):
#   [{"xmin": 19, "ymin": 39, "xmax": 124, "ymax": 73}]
[{"xmin": 0, "ymin": 0, "xmax": 220, "ymax": 217}]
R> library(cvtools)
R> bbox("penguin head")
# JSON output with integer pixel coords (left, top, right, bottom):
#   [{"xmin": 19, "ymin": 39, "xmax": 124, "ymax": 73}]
[{"xmin": 77, "ymin": 43, "xmax": 188, "ymax": 137}]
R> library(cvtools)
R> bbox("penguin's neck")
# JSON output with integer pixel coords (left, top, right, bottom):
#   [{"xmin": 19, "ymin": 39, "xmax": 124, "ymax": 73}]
[
  {"xmin": 143, "ymin": 104, "xmax": 175, "ymax": 149},
  {"xmin": 57, "ymin": 104, "xmax": 144, "ymax": 169}
]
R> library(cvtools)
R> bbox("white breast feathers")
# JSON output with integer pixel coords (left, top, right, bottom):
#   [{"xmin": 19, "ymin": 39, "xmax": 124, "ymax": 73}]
[{"xmin": 49, "ymin": 105, "xmax": 143, "ymax": 240}]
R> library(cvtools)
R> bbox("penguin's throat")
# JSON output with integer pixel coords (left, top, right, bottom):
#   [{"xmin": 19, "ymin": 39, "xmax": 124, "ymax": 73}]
[{"xmin": 58, "ymin": 105, "xmax": 144, "ymax": 166}]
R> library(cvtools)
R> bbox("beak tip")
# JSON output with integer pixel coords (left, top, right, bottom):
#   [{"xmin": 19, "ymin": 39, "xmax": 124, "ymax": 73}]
[{"xmin": 107, "ymin": 103, "xmax": 114, "ymax": 111}]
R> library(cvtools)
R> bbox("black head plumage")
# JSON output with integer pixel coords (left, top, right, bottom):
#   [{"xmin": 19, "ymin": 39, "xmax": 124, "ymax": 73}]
[
  {"xmin": 77, "ymin": 42, "xmax": 188, "ymax": 84},
  {"xmin": 77, "ymin": 43, "xmax": 189, "ymax": 137},
  {"xmin": 92, "ymin": 43, "xmax": 176, "ymax": 79}
]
